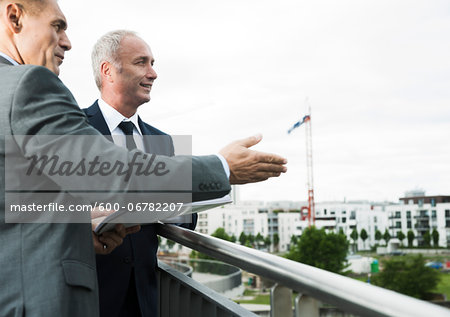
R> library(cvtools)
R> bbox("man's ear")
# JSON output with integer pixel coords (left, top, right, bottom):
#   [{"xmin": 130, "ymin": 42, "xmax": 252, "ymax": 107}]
[
  {"xmin": 101, "ymin": 61, "xmax": 114, "ymax": 83},
  {"xmin": 5, "ymin": 3, "xmax": 24, "ymax": 33}
]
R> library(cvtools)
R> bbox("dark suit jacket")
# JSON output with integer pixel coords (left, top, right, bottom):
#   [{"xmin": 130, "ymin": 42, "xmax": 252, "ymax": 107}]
[{"xmin": 84, "ymin": 101, "xmax": 197, "ymax": 317}]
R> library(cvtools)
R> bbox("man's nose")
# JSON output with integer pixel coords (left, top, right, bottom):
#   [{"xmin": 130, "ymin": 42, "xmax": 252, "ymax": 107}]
[
  {"xmin": 60, "ymin": 31, "xmax": 72, "ymax": 51},
  {"xmin": 147, "ymin": 65, "xmax": 157, "ymax": 80}
]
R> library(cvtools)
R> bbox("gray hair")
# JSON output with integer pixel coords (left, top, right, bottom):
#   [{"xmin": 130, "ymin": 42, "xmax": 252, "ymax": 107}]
[{"xmin": 91, "ymin": 30, "xmax": 137, "ymax": 90}]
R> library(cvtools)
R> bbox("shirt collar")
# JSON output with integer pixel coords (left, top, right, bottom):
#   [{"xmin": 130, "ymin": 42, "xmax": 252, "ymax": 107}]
[
  {"xmin": 97, "ymin": 98, "xmax": 142, "ymax": 135},
  {"xmin": 0, "ymin": 52, "xmax": 19, "ymax": 66}
]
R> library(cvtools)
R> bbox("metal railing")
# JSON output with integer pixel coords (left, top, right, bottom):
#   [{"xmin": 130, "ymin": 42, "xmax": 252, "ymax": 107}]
[
  {"xmin": 156, "ymin": 223, "xmax": 450, "ymax": 317},
  {"xmin": 160, "ymin": 257, "xmax": 242, "ymax": 294},
  {"xmin": 157, "ymin": 262, "xmax": 257, "ymax": 317}
]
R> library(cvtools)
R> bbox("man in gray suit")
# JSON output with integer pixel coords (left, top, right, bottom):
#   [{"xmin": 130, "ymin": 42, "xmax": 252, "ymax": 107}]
[{"xmin": 0, "ymin": 0, "xmax": 287, "ymax": 316}]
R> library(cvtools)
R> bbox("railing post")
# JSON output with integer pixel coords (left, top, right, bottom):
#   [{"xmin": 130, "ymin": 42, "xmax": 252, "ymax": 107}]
[
  {"xmin": 270, "ymin": 284, "xmax": 293, "ymax": 317},
  {"xmin": 294, "ymin": 293, "xmax": 319, "ymax": 317}
]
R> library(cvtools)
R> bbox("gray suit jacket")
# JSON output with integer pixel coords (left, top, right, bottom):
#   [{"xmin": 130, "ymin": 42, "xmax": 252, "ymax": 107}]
[{"xmin": 0, "ymin": 57, "xmax": 230, "ymax": 316}]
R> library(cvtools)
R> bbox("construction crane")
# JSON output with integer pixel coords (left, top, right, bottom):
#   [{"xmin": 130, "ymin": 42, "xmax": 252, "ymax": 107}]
[{"xmin": 287, "ymin": 104, "xmax": 315, "ymax": 227}]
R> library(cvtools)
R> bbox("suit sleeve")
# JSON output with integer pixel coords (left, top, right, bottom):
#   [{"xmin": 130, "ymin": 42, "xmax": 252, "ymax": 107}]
[{"xmin": 9, "ymin": 66, "xmax": 231, "ymax": 203}]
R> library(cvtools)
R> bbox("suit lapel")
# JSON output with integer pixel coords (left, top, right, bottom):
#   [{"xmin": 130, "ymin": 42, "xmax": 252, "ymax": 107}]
[
  {"xmin": 138, "ymin": 117, "xmax": 154, "ymax": 152},
  {"xmin": 84, "ymin": 101, "xmax": 112, "ymax": 136}
]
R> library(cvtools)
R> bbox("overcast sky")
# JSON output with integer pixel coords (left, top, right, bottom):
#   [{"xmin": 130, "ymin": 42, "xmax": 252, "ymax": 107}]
[{"xmin": 58, "ymin": 0, "xmax": 450, "ymax": 203}]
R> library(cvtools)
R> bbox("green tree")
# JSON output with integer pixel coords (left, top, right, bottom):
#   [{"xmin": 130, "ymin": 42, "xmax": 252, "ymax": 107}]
[
  {"xmin": 360, "ymin": 229, "xmax": 368, "ymax": 249},
  {"xmin": 372, "ymin": 255, "xmax": 439, "ymax": 299},
  {"xmin": 166, "ymin": 239, "xmax": 175, "ymax": 249},
  {"xmin": 383, "ymin": 229, "xmax": 391, "ymax": 245},
  {"xmin": 350, "ymin": 228, "xmax": 358, "ymax": 242},
  {"xmin": 396, "ymin": 231, "xmax": 405, "ymax": 246},
  {"xmin": 239, "ymin": 232, "xmax": 247, "ymax": 245},
  {"xmin": 432, "ymin": 229, "xmax": 439, "ymax": 248},
  {"xmin": 290, "ymin": 235, "xmax": 298, "ymax": 246},
  {"xmin": 192, "ymin": 227, "xmax": 234, "ymax": 262},
  {"xmin": 264, "ymin": 236, "xmax": 271, "ymax": 248},
  {"xmin": 255, "ymin": 233, "xmax": 264, "ymax": 244},
  {"xmin": 423, "ymin": 231, "xmax": 431, "ymax": 247},
  {"xmin": 211, "ymin": 227, "xmax": 232, "ymax": 241},
  {"xmin": 247, "ymin": 234, "xmax": 255, "ymax": 246},
  {"xmin": 374, "ymin": 229, "xmax": 382, "ymax": 244},
  {"xmin": 407, "ymin": 230, "xmax": 415, "ymax": 247},
  {"xmin": 273, "ymin": 233, "xmax": 280, "ymax": 252},
  {"xmin": 286, "ymin": 226, "xmax": 349, "ymax": 273},
  {"xmin": 230, "ymin": 234, "xmax": 237, "ymax": 243}
]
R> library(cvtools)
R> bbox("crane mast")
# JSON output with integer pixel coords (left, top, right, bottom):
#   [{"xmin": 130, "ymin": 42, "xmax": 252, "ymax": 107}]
[
  {"xmin": 304, "ymin": 107, "xmax": 315, "ymax": 226},
  {"xmin": 287, "ymin": 103, "xmax": 315, "ymax": 227}
]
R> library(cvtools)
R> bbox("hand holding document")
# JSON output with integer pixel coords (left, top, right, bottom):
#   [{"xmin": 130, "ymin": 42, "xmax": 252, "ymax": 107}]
[{"xmin": 94, "ymin": 195, "xmax": 232, "ymax": 235}]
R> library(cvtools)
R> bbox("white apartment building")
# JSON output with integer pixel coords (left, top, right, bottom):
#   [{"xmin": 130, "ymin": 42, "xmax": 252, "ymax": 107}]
[
  {"xmin": 310, "ymin": 202, "xmax": 389, "ymax": 250},
  {"xmin": 385, "ymin": 193, "xmax": 450, "ymax": 247},
  {"xmin": 197, "ymin": 200, "xmax": 304, "ymax": 252}
]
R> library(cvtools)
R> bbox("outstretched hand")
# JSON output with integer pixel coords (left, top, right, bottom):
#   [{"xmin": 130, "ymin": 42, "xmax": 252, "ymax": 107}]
[{"xmin": 219, "ymin": 134, "xmax": 287, "ymax": 184}]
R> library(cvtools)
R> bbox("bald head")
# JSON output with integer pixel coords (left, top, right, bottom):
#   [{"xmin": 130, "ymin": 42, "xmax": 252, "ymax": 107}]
[
  {"xmin": 0, "ymin": 0, "xmax": 71, "ymax": 75},
  {"xmin": 0, "ymin": 0, "xmax": 47, "ymax": 15}
]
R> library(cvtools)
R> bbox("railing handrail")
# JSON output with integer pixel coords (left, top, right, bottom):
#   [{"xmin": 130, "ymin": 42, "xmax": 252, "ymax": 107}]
[{"xmin": 156, "ymin": 223, "xmax": 450, "ymax": 317}]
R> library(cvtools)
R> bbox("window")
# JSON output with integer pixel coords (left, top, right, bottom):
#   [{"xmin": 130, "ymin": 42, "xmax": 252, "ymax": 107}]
[
  {"xmin": 446, "ymin": 220, "xmax": 450, "ymax": 228},
  {"xmin": 446, "ymin": 210, "xmax": 450, "ymax": 218},
  {"xmin": 396, "ymin": 221, "xmax": 401, "ymax": 228},
  {"xmin": 395, "ymin": 211, "xmax": 401, "ymax": 218},
  {"xmin": 406, "ymin": 211, "xmax": 411, "ymax": 218},
  {"xmin": 407, "ymin": 221, "xmax": 412, "ymax": 229},
  {"xmin": 431, "ymin": 198, "xmax": 436, "ymax": 207},
  {"xmin": 374, "ymin": 216, "xmax": 377, "ymax": 223},
  {"xmin": 432, "ymin": 210, "xmax": 436, "ymax": 218},
  {"xmin": 418, "ymin": 199, "xmax": 424, "ymax": 207},
  {"xmin": 342, "ymin": 217, "xmax": 347, "ymax": 223},
  {"xmin": 350, "ymin": 211, "xmax": 356, "ymax": 220}
]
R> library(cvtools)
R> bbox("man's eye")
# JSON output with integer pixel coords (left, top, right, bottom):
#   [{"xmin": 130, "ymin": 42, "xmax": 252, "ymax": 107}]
[{"xmin": 53, "ymin": 24, "xmax": 61, "ymax": 31}]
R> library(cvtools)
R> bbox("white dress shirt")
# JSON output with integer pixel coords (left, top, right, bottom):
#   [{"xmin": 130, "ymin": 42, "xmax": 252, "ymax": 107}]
[
  {"xmin": 0, "ymin": 52, "xmax": 19, "ymax": 65},
  {"xmin": 97, "ymin": 98, "xmax": 146, "ymax": 151}
]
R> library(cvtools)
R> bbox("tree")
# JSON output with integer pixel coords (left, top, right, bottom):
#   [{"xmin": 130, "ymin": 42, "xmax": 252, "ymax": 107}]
[
  {"xmin": 374, "ymin": 229, "xmax": 382, "ymax": 244},
  {"xmin": 383, "ymin": 229, "xmax": 391, "ymax": 246},
  {"xmin": 230, "ymin": 234, "xmax": 237, "ymax": 243},
  {"xmin": 407, "ymin": 230, "xmax": 415, "ymax": 247},
  {"xmin": 193, "ymin": 227, "xmax": 233, "ymax": 261},
  {"xmin": 255, "ymin": 233, "xmax": 264, "ymax": 244},
  {"xmin": 264, "ymin": 236, "xmax": 271, "ymax": 248},
  {"xmin": 432, "ymin": 229, "xmax": 439, "ymax": 248},
  {"xmin": 360, "ymin": 229, "xmax": 368, "ymax": 249},
  {"xmin": 350, "ymin": 228, "xmax": 358, "ymax": 242},
  {"xmin": 396, "ymin": 231, "xmax": 405, "ymax": 246},
  {"xmin": 273, "ymin": 233, "xmax": 280, "ymax": 252},
  {"xmin": 166, "ymin": 239, "xmax": 175, "ymax": 249},
  {"xmin": 372, "ymin": 255, "xmax": 439, "ymax": 299},
  {"xmin": 290, "ymin": 235, "xmax": 298, "ymax": 246},
  {"xmin": 211, "ymin": 227, "xmax": 232, "ymax": 241},
  {"xmin": 423, "ymin": 231, "xmax": 431, "ymax": 247},
  {"xmin": 239, "ymin": 232, "xmax": 247, "ymax": 245},
  {"xmin": 286, "ymin": 226, "xmax": 349, "ymax": 273},
  {"xmin": 247, "ymin": 234, "xmax": 255, "ymax": 246}
]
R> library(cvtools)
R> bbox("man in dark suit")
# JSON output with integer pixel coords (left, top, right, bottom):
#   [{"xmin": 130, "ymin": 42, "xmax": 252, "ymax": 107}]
[
  {"xmin": 0, "ymin": 2, "xmax": 287, "ymax": 315},
  {"xmin": 85, "ymin": 30, "xmax": 197, "ymax": 317}
]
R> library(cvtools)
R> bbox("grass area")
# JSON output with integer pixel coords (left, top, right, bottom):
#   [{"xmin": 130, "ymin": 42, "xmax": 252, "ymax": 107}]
[
  {"xmin": 434, "ymin": 273, "xmax": 450, "ymax": 299},
  {"xmin": 234, "ymin": 289, "xmax": 270, "ymax": 305}
]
